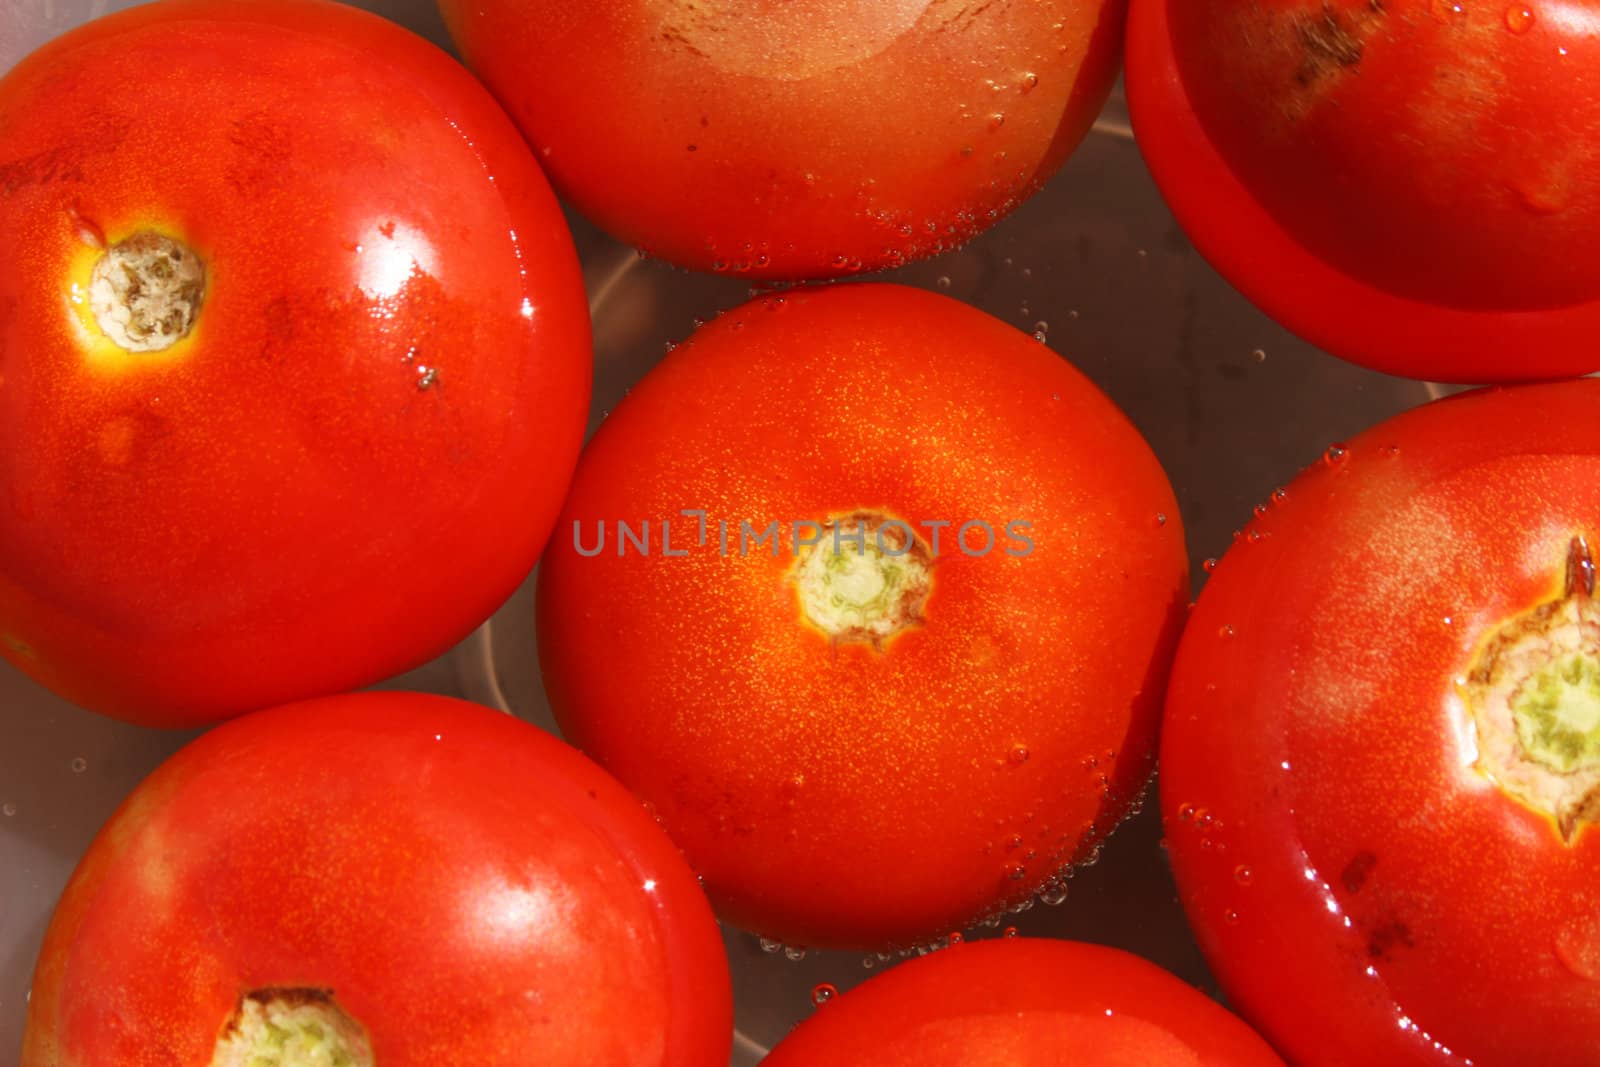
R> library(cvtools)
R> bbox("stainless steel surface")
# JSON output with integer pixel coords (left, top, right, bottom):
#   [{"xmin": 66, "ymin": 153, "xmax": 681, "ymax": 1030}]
[{"xmin": 0, "ymin": 2, "xmax": 1439, "ymax": 1062}]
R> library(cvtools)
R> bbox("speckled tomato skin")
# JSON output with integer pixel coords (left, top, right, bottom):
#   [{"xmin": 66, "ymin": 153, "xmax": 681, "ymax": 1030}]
[
  {"xmin": 536, "ymin": 284, "xmax": 1188, "ymax": 950},
  {"xmin": 1127, "ymin": 0, "xmax": 1600, "ymax": 382},
  {"xmin": 21, "ymin": 692, "xmax": 733, "ymax": 1067},
  {"xmin": 1162, "ymin": 382, "xmax": 1600, "ymax": 1066},
  {"xmin": 763, "ymin": 938, "xmax": 1285, "ymax": 1066},
  {"xmin": 0, "ymin": 0, "xmax": 591, "ymax": 726},
  {"xmin": 438, "ymin": 0, "xmax": 1125, "ymax": 279}
]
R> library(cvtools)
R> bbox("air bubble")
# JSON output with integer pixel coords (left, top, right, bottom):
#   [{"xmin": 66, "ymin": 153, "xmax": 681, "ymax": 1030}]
[
  {"xmin": 1235, "ymin": 865, "xmax": 1254, "ymax": 885},
  {"xmin": 1155, "ymin": 513, "xmax": 1168, "ymax": 526},
  {"xmin": 70, "ymin": 758, "xmax": 87, "ymax": 774},
  {"xmin": 811, "ymin": 983, "xmax": 838, "ymax": 1006},
  {"xmin": 1038, "ymin": 881, "xmax": 1069, "ymax": 907},
  {"xmin": 1324, "ymin": 443, "xmax": 1349, "ymax": 465},
  {"xmin": 935, "ymin": 276, "xmax": 952, "ymax": 290},
  {"xmin": 1003, "ymin": 925, "xmax": 1019, "ymax": 938},
  {"xmin": 1, "ymin": 801, "xmax": 15, "ymax": 817},
  {"xmin": 1202, "ymin": 558, "xmax": 1218, "ymax": 573},
  {"xmin": 1251, "ymin": 348, "xmax": 1267, "ymax": 362},
  {"xmin": 784, "ymin": 946, "xmax": 808, "ymax": 961},
  {"xmin": 1505, "ymin": 4, "xmax": 1535, "ymax": 31}
]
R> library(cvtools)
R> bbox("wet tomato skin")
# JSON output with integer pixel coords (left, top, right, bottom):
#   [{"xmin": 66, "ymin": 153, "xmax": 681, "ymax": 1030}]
[
  {"xmin": 1126, "ymin": 0, "xmax": 1600, "ymax": 382},
  {"xmin": 438, "ymin": 0, "xmax": 1125, "ymax": 279},
  {"xmin": 763, "ymin": 938, "xmax": 1286, "ymax": 1066},
  {"xmin": 1163, "ymin": 382, "xmax": 1600, "ymax": 1065},
  {"xmin": 537, "ymin": 284, "xmax": 1188, "ymax": 950},
  {"xmin": 0, "ymin": 0, "xmax": 591, "ymax": 726},
  {"xmin": 21, "ymin": 691, "xmax": 733, "ymax": 1067}
]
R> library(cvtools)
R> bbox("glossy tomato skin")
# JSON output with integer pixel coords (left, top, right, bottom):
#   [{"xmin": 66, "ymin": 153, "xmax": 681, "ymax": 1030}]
[
  {"xmin": 0, "ymin": 0, "xmax": 591, "ymax": 726},
  {"xmin": 1163, "ymin": 382, "xmax": 1600, "ymax": 1065},
  {"xmin": 537, "ymin": 284, "xmax": 1188, "ymax": 950},
  {"xmin": 763, "ymin": 938, "xmax": 1285, "ymax": 1066},
  {"xmin": 1126, "ymin": 0, "xmax": 1600, "ymax": 382},
  {"xmin": 438, "ymin": 0, "xmax": 1125, "ymax": 279},
  {"xmin": 21, "ymin": 691, "xmax": 732, "ymax": 1067}
]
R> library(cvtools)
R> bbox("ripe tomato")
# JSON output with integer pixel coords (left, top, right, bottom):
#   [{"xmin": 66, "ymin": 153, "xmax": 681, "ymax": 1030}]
[
  {"xmin": 438, "ymin": 0, "xmax": 1125, "ymax": 279},
  {"xmin": 0, "ymin": 0, "xmax": 591, "ymax": 726},
  {"xmin": 21, "ymin": 691, "xmax": 732, "ymax": 1067},
  {"xmin": 763, "ymin": 938, "xmax": 1285, "ymax": 1065},
  {"xmin": 1163, "ymin": 381, "xmax": 1600, "ymax": 1065},
  {"xmin": 537, "ymin": 283, "xmax": 1188, "ymax": 950},
  {"xmin": 1126, "ymin": 0, "xmax": 1600, "ymax": 383}
]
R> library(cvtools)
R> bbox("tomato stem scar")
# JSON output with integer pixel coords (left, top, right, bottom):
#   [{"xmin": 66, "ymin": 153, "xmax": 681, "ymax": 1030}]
[
  {"xmin": 790, "ymin": 510, "xmax": 932, "ymax": 648},
  {"xmin": 1461, "ymin": 535, "xmax": 1600, "ymax": 843},
  {"xmin": 88, "ymin": 231, "xmax": 205, "ymax": 352},
  {"xmin": 210, "ymin": 988, "xmax": 372, "ymax": 1067}
]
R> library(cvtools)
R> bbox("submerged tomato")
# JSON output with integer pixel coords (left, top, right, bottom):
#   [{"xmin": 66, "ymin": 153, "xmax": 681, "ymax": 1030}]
[
  {"xmin": 1126, "ymin": 0, "xmax": 1600, "ymax": 382},
  {"xmin": 21, "ymin": 691, "xmax": 732, "ymax": 1067},
  {"xmin": 763, "ymin": 938, "xmax": 1285, "ymax": 1066},
  {"xmin": 1163, "ymin": 382, "xmax": 1600, "ymax": 1064},
  {"xmin": 0, "ymin": 0, "xmax": 590, "ymax": 726},
  {"xmin": 537, "ymin": 284, "xmax": 1188, "ymax": 950},
  {"xmin": 439, "ymin": 0, "xmax": 1125, "ymax": 279}
]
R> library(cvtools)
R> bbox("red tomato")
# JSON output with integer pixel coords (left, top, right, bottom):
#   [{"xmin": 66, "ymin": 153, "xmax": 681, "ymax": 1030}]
[
  {"xmin": 21, "ymin": 691, "xmax": 732, "ymax": 1067},
  {"xmin": 537, "ymin": 283, "xmax": 1188, "ymax": 950},
  {"xmin": 1125, "ymin": 0, "xmax": 1600, "ymax": 383},
  {"xmin": 438, "ymin": 0, "xmax": 1125, "ymax": 279},
  {"xmin": 1162, "ymin": 381, "xmax": 1600, "ymax": 1065},
  {"xmin": 763, "ymin": 938, "xmax": 1285, "ymax": 1065},
  {"xmin": 0, "ymin": 0, "xmax": 591, "ymax": 726}
]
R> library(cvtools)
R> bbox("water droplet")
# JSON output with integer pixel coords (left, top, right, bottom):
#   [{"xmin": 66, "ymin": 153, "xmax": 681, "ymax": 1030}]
[
  {"xmin": 1505, "ymin": 4, "xmax": 1535, "ymax": 31},
  {"xmin": 1202, "ymin": 558, "xmax": 1219, "ymax": 573},
  {"xmin": 1324, "ymin": 443, "xmax": 1349, "ymax": 465},
  {"xmin": 1003, "ymin": 925, "xmax": 1019, "ymax": 938},
  {"xmin": 1430, "ymin": 0, "xmax": 1466, "ymax": 20},
  {"xmin": 1020, "ymin": 72, "xmax": 1039, "ymax": 91},
  {"xmin": 811, "ymin": 982, "xmax": 838, "ymax": 1006},
  {"xmin": 1008, "ymin": 744, "xmax": 1030, "ymax": 765},
  {"xmin": 1251, "ymin": 348, "xmax": 1267, "ymax": 362},
  {"xmin": 760, "ymin": 937, "xmax": 783, "ymax": 954},
  {"xmin": 1556, "ymin": 916, "xmax": 1600, "ymax": 979},
  {"xmin": 935, "ymin": 275, "xmax": 952, "ymax": 290},
  {"xmin": 988, "ymin": 113, "xmax": 1006, "ymax": 129},
  {"xmin": 70, "ymin": 758, "xmax": 87, "ymax": 773},
  {"xmin": 1235, "ymin": 865, "xmax": 1254, "ymax": 885}
]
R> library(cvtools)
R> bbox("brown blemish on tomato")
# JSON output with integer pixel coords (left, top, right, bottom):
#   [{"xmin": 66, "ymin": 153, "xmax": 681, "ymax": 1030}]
[
  {"xmin": 0, "ymin": 115, "xmax": 131, "ymax": 198},
  {"xmin": 1293, "ymin": 0, "xmax": 1383, "ymax": 87},
  {"xmin": 224, "ymin": 112, "xmax": 293, "ymax": 197},
  {"xmin": 1340, "ymin": 849, "xmax": 1377, "ymax": 893},
  {"xmin": 1366, "ymin": 917, "xmax": 1415, "ymax": 961}
]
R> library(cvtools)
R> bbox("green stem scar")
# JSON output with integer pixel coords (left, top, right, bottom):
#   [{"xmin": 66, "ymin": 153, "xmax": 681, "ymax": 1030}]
[
  {"xmin": 89, "ymin": 231, "xmax": 205, "ymax": 352},
  {"xmin": 1462, "ymin": 536, "xmax": 1600, "ymax": 843},
  {"xmin": 211, "ymin": 989, "xmax": 372, "ymax": 1067},
  {"xmin": 791, "ymin": 510, "xmax": 932, "ymax": 647}
]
